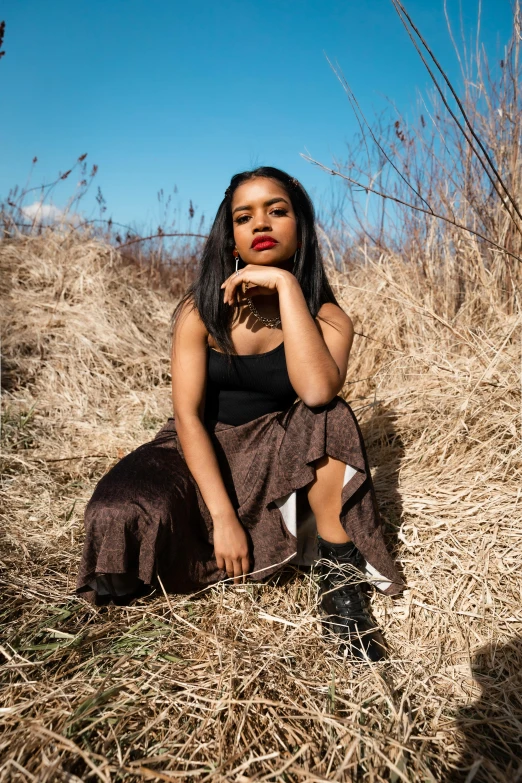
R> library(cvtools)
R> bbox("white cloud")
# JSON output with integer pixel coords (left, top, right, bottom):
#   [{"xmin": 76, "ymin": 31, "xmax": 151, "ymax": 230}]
[{"xmin": 21, "ymin": 200, "xmax": 79, "ymax": 224}]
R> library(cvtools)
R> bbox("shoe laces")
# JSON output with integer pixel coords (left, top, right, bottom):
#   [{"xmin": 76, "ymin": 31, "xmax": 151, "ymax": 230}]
[{"xmin": 330, "ymin": 581, "xmax": 370, "ymax": 615}]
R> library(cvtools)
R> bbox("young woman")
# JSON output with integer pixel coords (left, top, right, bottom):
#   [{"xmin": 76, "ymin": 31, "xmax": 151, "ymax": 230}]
[{"xmin": 77, "ymin": 167, "xmax": 403, "ymax": 662}]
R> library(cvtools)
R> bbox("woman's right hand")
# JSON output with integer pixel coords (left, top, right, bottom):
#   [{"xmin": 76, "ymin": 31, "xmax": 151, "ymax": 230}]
[{"xmin": 213, "ymin": 516, "xmax": 250, "ymax": 584}]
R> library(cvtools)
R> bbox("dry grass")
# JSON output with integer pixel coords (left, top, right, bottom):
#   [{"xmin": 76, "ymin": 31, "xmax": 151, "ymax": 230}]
[{"xmin": 1, "ymin": 228, "xmax": 521, "ymax": 782}]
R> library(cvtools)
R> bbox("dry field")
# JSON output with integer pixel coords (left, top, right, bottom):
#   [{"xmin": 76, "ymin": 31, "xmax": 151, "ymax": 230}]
[{"xmin": 1, "ymin": 228, "xmax": 521, "ymax": 782}]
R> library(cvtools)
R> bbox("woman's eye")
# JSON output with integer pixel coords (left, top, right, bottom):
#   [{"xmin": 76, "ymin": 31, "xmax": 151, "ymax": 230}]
[{"xmin": 235, "ymin": 208, "xmax": 287, "ymax": 224}]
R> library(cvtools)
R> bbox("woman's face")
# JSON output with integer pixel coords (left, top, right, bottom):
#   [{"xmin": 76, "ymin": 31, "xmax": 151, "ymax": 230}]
[{"xmin": 231, "ymin": 177, "xmax": 298, "ymax": 266}]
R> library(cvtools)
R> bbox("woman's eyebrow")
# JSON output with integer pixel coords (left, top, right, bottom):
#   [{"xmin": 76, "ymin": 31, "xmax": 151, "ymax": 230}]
[{"xmin": 232, "ymin": 197, "xmax": 289, "ymax": 215}]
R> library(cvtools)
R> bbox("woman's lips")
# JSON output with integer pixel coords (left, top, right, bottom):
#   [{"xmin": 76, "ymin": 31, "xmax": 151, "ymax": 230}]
[
  {"xmin": 252, "ymin": 238, "xmax": 278, "ymax": 251},
  {"xmin": 253, "ymin": 241, "xmax": 277, "ymax": 251}
]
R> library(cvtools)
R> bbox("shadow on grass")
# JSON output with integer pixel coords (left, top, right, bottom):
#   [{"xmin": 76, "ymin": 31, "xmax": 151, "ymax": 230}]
[
  {"xmin": 360, "ymin": 403, "xmax": 405, "ymax": 580},
  {"xmin": 448, "ymin": 637, "xmax": 522, "ymax": 782}
]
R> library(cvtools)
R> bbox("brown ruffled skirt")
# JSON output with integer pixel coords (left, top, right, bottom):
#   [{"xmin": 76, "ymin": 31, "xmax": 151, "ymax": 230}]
[{"xmin": 76, "ymin": 397, "xmax": 404, "ymax": 603}]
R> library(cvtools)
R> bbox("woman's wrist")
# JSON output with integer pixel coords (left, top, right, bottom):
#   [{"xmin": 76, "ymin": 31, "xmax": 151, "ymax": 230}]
[
  {"xmin": 275, "ymin": 267, "xmax": 298, "ymax": 291},
  {"xmin": 211, "ymin": 508, "xmax": 240, "ymax": 528},
  {"xmin": 276, "ymin": 269, "xmax": 306, "ymax": 308}
]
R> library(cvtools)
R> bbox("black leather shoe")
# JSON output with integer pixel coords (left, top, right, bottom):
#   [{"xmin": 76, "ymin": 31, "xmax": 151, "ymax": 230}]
[{"xmin": 316, "ymin": 537, "xmax": 387, "ymax": 662}]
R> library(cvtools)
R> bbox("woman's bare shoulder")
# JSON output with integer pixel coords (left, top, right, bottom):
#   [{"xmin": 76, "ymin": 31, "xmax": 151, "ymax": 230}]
[{"xmin": 173, "ymin": 296, "xmax": 208, "ymax": 339}]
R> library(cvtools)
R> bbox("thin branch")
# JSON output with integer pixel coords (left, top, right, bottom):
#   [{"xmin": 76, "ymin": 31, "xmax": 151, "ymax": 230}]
[
  {"xmin": 326, "ymin": 55, "xmax": 433, "ymax": 214},
  {"xmin": 392, "ymin": 0, "xmax": 522, "ymax": 233},
  {"xmin": 117, "ymin": 232, "xmax": 208, "ymax": 249},
  {"xmin": 42, "ymin": 454, "xmax": 109, "ymax": 462},
  {"xmin": 300, "ymin": 153, "xmax": 522, "ymax": 263}
]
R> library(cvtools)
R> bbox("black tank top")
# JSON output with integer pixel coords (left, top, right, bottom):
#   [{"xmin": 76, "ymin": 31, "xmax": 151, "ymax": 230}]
[{"xmin": 204, "ymin": 342, "xmax": 298, "ymax": 426}]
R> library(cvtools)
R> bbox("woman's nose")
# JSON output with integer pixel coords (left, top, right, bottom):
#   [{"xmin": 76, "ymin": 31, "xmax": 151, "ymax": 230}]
[{"xmin": 252, "ymin": 211, "xmax": 271, "ymax": 231}]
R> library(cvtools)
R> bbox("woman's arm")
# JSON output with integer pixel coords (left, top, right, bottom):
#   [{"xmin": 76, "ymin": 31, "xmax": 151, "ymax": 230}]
[
  {"xmin": 222, "ymin": 268, "xmax": 354, "ymax": 406},
  {"xmin": 171, "ymin": 302, "xmax": 250, "ymax": 583},
  {"xmin": 278, "ymin": 276, "xmax": 354, "ymax": 406}
]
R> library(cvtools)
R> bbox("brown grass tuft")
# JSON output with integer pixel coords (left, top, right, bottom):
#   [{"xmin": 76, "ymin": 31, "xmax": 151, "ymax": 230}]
[{"xmin": 1, "ymin": 226, "xmax": 520, "ymax": 782}]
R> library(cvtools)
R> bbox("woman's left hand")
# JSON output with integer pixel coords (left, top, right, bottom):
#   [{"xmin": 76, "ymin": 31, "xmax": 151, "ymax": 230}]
[{"xmin": 221, "ymin": 265, "xmax": 291, "ymax": 306}]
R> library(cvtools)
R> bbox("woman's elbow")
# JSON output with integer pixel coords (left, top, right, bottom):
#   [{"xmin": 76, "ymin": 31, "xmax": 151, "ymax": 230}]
[{"xmin": 299, "ymin": 381, "xmax": 343, "ymax": 408}]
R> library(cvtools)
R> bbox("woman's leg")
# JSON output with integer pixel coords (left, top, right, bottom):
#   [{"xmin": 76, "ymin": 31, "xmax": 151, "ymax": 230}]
[
  {"xmin": 306, "ymin": 453, "xmax": 387, "ymax": 662},
  {"xmin": 77, "ymin": 433, "xmax": 217, "ymax": 604},
  {"xmin": 306, "ymin": 454, "xmax": 350, "ymax": 543}
]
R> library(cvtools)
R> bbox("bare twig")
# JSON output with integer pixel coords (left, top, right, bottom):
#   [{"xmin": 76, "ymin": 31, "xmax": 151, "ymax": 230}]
[
  {"xmin": 116, "ymin": 231, "xmax": 208, "ymax": 249},
  {"xmin": 392, "ymin": 0, "xmax": 522, "ymax": 233},
  {"xmin": 301, "ymin": 153, "xmax": 522, "ymax": 263}
]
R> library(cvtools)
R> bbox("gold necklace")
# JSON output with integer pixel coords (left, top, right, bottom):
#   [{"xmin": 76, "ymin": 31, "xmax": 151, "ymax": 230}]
[{"xmin": 246, "ymin": 297, "xmax": 281, "ymax": 329}]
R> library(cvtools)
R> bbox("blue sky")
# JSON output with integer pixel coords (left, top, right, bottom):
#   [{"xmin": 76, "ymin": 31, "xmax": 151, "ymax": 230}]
[{"xmin": 0, "ymin": 0, "xmax": 514, "ymax": 234}]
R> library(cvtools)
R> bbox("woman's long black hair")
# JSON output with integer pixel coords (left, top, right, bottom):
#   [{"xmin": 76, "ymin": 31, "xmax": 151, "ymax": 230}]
[{"xmin": 172, "ymin": 166, "xmax": 339, "ymax": 354}]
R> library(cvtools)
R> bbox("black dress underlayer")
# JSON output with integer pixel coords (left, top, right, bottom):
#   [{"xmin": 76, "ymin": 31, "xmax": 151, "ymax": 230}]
[{"xmin": 203, "ymin": 342, "xmax": 298, "ymax": 426}]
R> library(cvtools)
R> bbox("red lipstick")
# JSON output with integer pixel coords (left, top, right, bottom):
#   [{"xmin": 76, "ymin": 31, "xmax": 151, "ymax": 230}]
[
  {"xmin": 251, "ymin": 234, "xmax": 278, "ymax": 251},
  {"xmin": 251, "ymin": 234, "xmax": 279, "ymax": 252}
]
